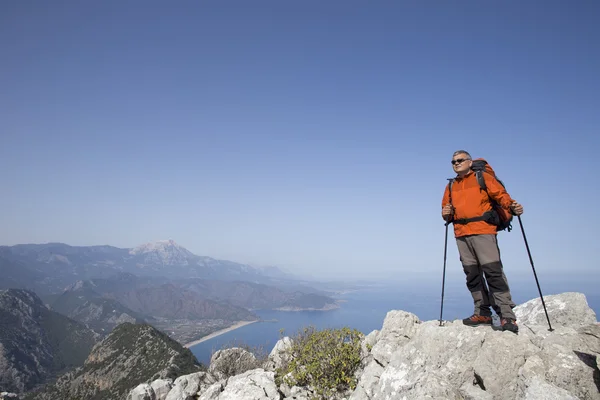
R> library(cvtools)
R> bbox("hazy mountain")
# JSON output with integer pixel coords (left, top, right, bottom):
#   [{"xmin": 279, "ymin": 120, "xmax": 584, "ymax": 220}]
[
  {"xmin": 106, "ymin": 283, "xmax": 258, "ymax": 321},
  {"xmin": 28, "ymin": 323, "xmax": 204, "ymax": 400},
  {"xmin": 48, "ymin": 281, "xmax": 149, "ymax": 334},
  {"xmin": 1, "ymin": 241, "xmax": 339, "ymax": 317},
  {"xmin": 0, "ymin": 240, "xmax": 299, "ymax": 288},
  {"xmin": 179, "ymin": 278, "xmax": 339, "ymax": 311},
  {"xmin": 0, "ymin": 254, "xmax": 45, "ymax": 291},
  {"xmin": 0, "ymin": 289, "xmax": 99, "ymax": 394},
  {"xmin": 82, "ymin": 273, "xmax": 338, "ymax": 314},
  {"xmin": 0, "ymin": 245, "xmax": 127, "ymax": 295},
  {"xmin": 129, "ymin": 239, "xmax": 195, "ymax": 265},
  {"xmin": 49, "ymin": 275, "xmax": 257, "ymax": 323}
]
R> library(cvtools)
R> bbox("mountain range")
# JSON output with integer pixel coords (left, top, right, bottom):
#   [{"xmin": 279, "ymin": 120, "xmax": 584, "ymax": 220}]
[
  {"xmin": 0, "ymin": 240, "xmax": 340, "ymax": 333},
  {"xmin": 0, "ymin": 240, "xmax": 301, "ymax": 294},
  {"xmin": 0, "ymin": 240, "xmax": 340, "ymax": 397},
  {"xmin": 0, "ymin": 240, "xmax": 336, "ymax": 306}
]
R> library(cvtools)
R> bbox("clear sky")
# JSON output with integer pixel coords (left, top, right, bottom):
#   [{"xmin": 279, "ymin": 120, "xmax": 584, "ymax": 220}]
[{"xmin": 1, "ymin": 1, "xmax": 599, "ymax": 285}]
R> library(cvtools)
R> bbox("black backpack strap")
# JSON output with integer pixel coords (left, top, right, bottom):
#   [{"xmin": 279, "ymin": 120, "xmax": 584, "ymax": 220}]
[
  {"xmin": 453, "ymin": 211, "xmax": 496, "ymax": 225},
  {"xmin": 475, "ymin": 170, "xmax": 487, "ymax": 191}
]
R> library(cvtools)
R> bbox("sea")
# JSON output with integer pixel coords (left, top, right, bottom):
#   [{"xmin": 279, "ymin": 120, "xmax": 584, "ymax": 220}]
[{"xmin": 190, "ymin": 278, "xmax": 600, "ymax": 366}]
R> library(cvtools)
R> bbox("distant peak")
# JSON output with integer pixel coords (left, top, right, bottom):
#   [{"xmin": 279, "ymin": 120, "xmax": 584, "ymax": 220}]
[
  {"xmin": 64, "ymin": 280, "xmax": 95, "ymax": 292},
  {"xmin": 129, "ymin": 240, "xmax": 195, "ymax": 261},
  {"xmin": 131, "ymin": 239, "xmax": 181, "ymax": 252}
]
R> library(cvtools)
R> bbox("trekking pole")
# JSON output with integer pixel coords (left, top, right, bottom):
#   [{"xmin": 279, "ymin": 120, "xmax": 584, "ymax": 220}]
[
  {"xmin": 439, "ymin": 220, "xmax": 450, "ymax": 327},
  {"xmin": 517, "ymin": 215, "xmax": 553, "ymax": 332},
  {"xmin": 440, "ymin": 179, "xmax": 454, "ymax": 327}
]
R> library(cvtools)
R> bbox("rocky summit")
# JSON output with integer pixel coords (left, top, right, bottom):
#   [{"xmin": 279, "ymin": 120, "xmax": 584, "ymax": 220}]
[{"xmin": 128, "ymin": 292, "xmax": 599, "ymax": 400}]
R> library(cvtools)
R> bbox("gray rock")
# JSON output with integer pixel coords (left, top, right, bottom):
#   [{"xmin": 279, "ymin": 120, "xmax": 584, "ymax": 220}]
[
  {"xmin": 216, "ymin": 368, "xmax": 279, "ymax": 400},
  {"xmin": 128, "ymin": 291, "xmax": 600, "ymax": 400},
  {"xmin": 198, "ymin": 382, "xmax": 223, "ymax": 400},
  {"xmin": 517, "ymin": 377, "xmax": 579, "ymax": 399},
  {"xmin": 150, "ymin": 378, "xmax": 173, "ymax": 400},
  {"xmin": 166, "ymin": 372, "xmax": 216, "ymax": 400},
  {"xmin": 515, "ymin": 292, "xmax": 597, "ymax": 328},
  {"xmin": 349, "ymin": 360, "xmax": 384, "ymax": 400},
  {"xmin": 350, "ymin": 292, "xmax": 600, "ymax": 400},
  {"xmin": 265, "ymin": 337, "xmax": 293, "ymax": 372},
  {"xmin": 369, "ymin": 310, "xmax": 420, "ymax": 366},
  {"xmin": 458, "ymin": 381, "xmax": 494, "ymax": 400},
  {"xmin": 127, "ymin": 383, "xmax": 155, "ymax": 400},
  {"xmin": 278, "ymin": 378, "xmax": 292, "ymax": 398},
  {"xmin": 579, "ymin": 323, "xmax": 600, "ymax": 355},
  {"xmin": 357, "ymin": 329, "xmax": 378, "ymax": 376},
  {"xmin": 209, "ymin": 348, "xmax": 258, "ymax": 381},
  {"xmin": 283, "ymin": 385, "xmax": 313, "ymax": 399},
  {"xmin": 163, "ymin": 386, "xmax": 192, "ymax": 400},
  {"xmin": 362, "ymin": 329, "xmax": 378, "ymax": 355}
]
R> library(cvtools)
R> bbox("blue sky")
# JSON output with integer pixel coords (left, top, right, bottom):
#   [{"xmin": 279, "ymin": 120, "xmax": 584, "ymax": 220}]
[{"xmin": 1, "ymin": 1, "xmax": 599, "ymax": 288}]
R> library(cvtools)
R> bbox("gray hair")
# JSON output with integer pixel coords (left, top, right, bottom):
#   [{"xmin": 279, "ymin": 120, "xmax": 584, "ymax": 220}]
[{"xmin": 452, "ymin": 150, "xmax": 472, "ymax": 159}]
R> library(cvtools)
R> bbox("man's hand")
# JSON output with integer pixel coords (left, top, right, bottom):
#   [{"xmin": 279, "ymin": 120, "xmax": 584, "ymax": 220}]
[
  {"xmin": 510, "ymin": 201, "xmax": 524, "ymax": 216},
  {"xmin": 441, "ymin": 204, "xmax": 454, "ymax": 220}
]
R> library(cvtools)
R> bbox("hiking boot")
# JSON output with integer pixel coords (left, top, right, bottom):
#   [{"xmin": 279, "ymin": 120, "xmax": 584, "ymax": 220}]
[
  {"xmin": 462, "ymin": 314, "xmax": 492, "ymax": 326},
  {"xmin": 501, "ymin": 318, "xmax": 519, "ymax": 334}
]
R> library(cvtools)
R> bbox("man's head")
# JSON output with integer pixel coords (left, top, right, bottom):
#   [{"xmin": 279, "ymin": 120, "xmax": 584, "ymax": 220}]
[{"xmin": 451, "ymin": 150, "xmax": 472, "ymax": 177}]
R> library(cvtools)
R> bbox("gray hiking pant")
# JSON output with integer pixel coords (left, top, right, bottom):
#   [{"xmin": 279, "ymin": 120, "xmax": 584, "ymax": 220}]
[{"xmin": 456, "ymin": 234, "xmax": 517, "ymax": 320}]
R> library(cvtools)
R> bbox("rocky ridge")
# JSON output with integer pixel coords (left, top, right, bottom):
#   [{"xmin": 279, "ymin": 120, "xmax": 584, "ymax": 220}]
[
  {"xmin": 28, "ymin": 323, "xmax": 204, "ymax": 400},
  {"xmin": 0, "ymin": 289, "xmax": 98, "ymax": 394},
  {"xmin": 128, "ymin": 292, "xmax": 600, "ymax": 400}
]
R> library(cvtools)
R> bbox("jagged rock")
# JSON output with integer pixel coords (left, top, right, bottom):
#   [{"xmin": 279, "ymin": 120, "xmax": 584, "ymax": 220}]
[
  {"xmin": 165, "ymin": 372, "xmax": 217, "ymax": 400},
  {"xmin": 369, "ymin": 310, "xmax": 420, "ymax": 366},
  {"xmin": 151, "ymin": 378, "xmax": 173, "ymax": 400},
  {"xmin": 459, "ymin": 380, "xmax": 494, "ymax": 400},
  {"xmin": 282, "ymin": 385, "xmax": 313, "ymax": 399},
  {"xmin": 349, "ymin": 359, "xmax": 384, "ymax": 400},
  {"xmin": 516, "ymin": 376, "xmax": 579, "ymax": 399},
  {"xmin": 217, "ymin": 368, "xmax": 279, "ymax": 400},
  {"xmin": 264, "ymin": 336, "xmax": 293, "ymax": 372},
  {"xmin": 515, "ymin": 292, "xmax": 597, "ymax": 328},
  {"xmin": 197, "ymin": 382, "xmax": 223, "ymax": 400},
  {"xmin": 208, "ymin": 348, "xmax": 258, "ymax": 380},
  {"xmin": 127, "ymin": 383, "xmax": 155, "ymax": 400},
  {"xmin": 579, "ymin": 324, "xmax": 600, "ymax": 355},
  {"xmin": 127, "ymin": 292, "xmax": 598, "ymax": 400},
  {"xmin": 350, "ymin": 292, "xmax": 600, "ymax": 400},
  {"xmin": 361, "ymin": 329, "xmax": 378, "ymax": 359}
]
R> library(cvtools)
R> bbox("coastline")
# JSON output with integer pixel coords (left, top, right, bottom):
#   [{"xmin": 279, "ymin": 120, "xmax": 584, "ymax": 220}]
[
  {"xmin": 273, "ymin": 300, "xmax": 343, "ymax": 312},
  {"xmin": 184, "ymin": 320, "xmax": 259, "ymax": 348}
]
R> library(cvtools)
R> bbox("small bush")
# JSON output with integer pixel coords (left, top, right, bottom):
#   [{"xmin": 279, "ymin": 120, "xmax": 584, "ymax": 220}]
[{"xmin": 276, "ymin": 326, "xmax": 363, "ymax": 399}]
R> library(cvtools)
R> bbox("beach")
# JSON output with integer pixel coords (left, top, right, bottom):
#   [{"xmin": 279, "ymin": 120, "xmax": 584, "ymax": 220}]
[{"xmin": 184, "ymin": 320, "xmax": 259, "ymax": 348}]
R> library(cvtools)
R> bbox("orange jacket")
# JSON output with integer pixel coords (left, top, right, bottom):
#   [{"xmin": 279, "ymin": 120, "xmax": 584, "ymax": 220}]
[{"xmin": 441, "ymin": 170, "xmax": 514, "ymax": 237}]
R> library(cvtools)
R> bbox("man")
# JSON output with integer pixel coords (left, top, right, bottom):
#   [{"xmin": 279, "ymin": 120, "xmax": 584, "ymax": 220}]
[{"xmin": 441, "ymin": 150, "xmax": 523, "ymax": 333}]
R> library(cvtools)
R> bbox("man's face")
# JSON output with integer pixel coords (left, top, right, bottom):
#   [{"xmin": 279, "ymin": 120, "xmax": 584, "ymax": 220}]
[{"xmin": 451, "ymin": 153, "xmax": 472, "ymax": 175}]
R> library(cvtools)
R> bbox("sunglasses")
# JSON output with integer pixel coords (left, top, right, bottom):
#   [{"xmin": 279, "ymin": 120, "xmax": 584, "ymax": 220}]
[{"xmin": 451, "ymin": 158, "xmax": 470, "ymax": 165}]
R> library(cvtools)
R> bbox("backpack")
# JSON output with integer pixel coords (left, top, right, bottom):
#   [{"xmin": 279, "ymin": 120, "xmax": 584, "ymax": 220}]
[{"xmin": 448, "ymin": 158, "xmax": 513, "ymax": 232}]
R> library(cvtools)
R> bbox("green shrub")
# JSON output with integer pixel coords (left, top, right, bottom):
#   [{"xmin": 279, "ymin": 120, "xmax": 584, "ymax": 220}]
[{"xmin": 276, "ymin": 326, "xmax": 363, "ymax": 399}]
